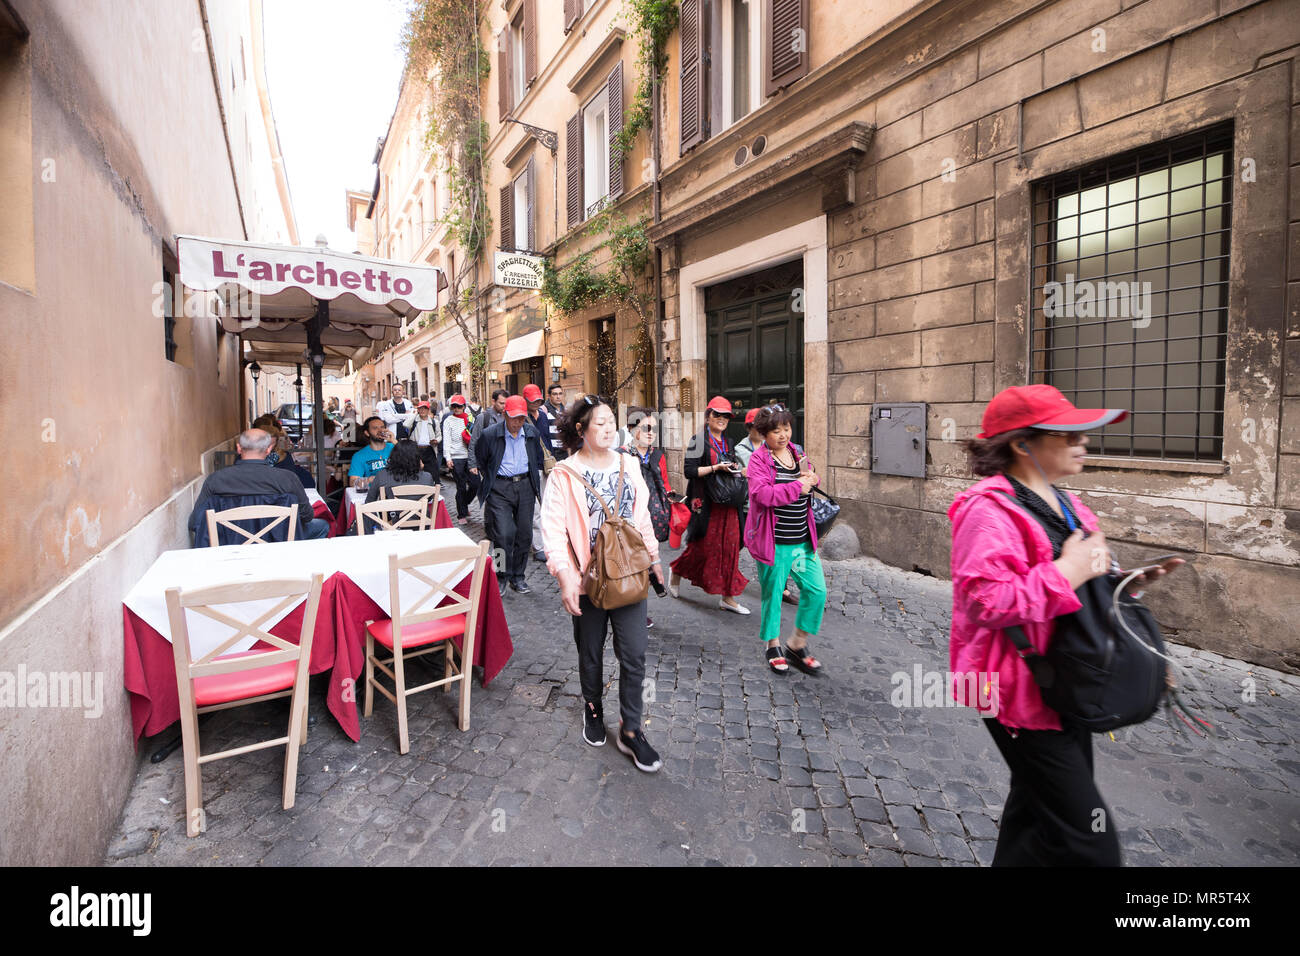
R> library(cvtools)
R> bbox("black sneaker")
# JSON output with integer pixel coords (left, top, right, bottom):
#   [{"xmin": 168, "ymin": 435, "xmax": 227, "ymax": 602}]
[
  {"xmin": 510, "ymin": 580, "xmax": 532, "ymax": 594},
  {"xmin": 616, "ymin": 725, "xmax": 662, "ymax": 773},
  {"xmin": 498, "ymin": 579, "xmax": 507, "ymax": 597},
  {"xmin": 582, "ymin": 701, "xmax": 606, "ymax": 747}
]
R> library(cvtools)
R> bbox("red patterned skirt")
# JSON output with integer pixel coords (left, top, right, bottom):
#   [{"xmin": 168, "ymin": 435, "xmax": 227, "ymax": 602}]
[{"xmin": 670, "ymin": 504, "xmax": 749, "ymax": 597}]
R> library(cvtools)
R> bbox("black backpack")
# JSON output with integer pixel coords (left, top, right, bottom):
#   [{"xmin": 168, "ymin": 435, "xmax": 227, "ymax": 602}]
[{"xmin": 1002, "ymin": 493, "xmax": 1168, "ymax": 732}]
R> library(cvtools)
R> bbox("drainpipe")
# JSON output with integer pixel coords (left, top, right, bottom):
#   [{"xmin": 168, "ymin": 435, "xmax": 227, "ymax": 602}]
[{"xmin": 650, "ymin": 38, "xmax": 665, "ymax": 421}]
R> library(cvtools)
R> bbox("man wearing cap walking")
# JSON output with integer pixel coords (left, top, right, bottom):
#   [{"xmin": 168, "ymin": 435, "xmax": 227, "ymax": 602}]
[
  {"xmin": 442, "ymin": 394, "xmax": 479, "ymax": 525},
  {"xmin": 410, "ymin": 401, "xmax": 441, "ymax": 476},
  {"xmin": 475, "ymin": 396, "xmax": 545, "ymax": 595}
]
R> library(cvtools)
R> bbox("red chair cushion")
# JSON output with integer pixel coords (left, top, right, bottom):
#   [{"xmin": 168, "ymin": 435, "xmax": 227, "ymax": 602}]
[
  {"xmin": 193, "ymin": 650, "xmax": 299, "ymax": 708},
  {"xmin": 367, "ymin": 614, "xmax": 467, "ymax": 651}
]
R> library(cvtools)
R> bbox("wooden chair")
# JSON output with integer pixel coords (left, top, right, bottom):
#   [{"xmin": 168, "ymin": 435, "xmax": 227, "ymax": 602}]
[
  {"xmin": 165, "ymin": 573, "xmax": 324, "ymax": 837},
  {"xmin": 205, "ymin": 504, "xmax": 299, "ymax": 547},
  {"xmin": 354, "ymin": 495, "xmax": 432, "ymax": 535},
  {"xmin": 364, "ymin": 540, "xmax": 490, "ymax": 754},
  {"xmin": 385, "ymin": 483, "xmax": 442, "ymax": 525}
]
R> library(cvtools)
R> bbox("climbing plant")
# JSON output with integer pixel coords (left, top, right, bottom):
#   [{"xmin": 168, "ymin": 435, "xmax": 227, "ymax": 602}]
[
  {"xmin": 403, "ymin": 0, "xmax": 491, "ymax": 393},
  {"xmin": 542, "ymin": 208, "xmax": 654, "ymax": 398},
  {"xmin": 614, "ymin": 0, "xmax": 678, "ymax": 159},
  {"xmin": 541, "ymin": 1, "xmax": 674, "ymax": 400}
]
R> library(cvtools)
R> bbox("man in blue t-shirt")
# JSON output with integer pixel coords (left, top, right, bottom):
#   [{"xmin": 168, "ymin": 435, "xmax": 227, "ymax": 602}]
[{"xmin": 349, "ymin": 416, "xmax": 395, "ymax": 487}]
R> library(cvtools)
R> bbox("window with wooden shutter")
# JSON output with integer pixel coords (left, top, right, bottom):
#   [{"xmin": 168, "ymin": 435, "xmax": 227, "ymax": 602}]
[
  {"xmin": 499, "ymin": 183, "xmax": 513, "ymax": 252},
  {"xmin": 525, "ymin": 156, "xmax": 536, "ymax": 250},
  {"xmin": 524, "ymin": 0, "xmax": 538, "ymax": 85},
  {"xmin": 497, "ymin": 29, "xmax": 511, "ymax": 121},
  {"xmin": 563, "ymin": 0, "xmax": 580, "ymax": 33},
  {"xmin": 566, "ymin": 111, "xmax": 583, "ymax": 230},
  {"xmin": 679, "ymin": 0, "xmax": 707, "ymax": 155},
  {"xmin": 607, "ymin": 61, "xmax": 624, "ymax": 200},
  {"xmin": 763, "ymin": 0, "xmax": 809, "ymax": 97}
]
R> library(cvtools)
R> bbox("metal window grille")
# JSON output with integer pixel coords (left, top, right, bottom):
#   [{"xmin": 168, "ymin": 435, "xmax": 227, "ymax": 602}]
[
  {"xmin": 163, "ymin": 267, "xmax": 178, "ymax": 363},
  {"xmin": 1030, "ymin": 124, "xmax": 1232, "ymax": 460}
]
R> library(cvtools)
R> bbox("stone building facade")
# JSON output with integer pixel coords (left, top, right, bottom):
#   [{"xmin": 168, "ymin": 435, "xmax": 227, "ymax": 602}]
[{"xmin": 648, "ymin": 0, "xmax": 1300, "ymax": 670}]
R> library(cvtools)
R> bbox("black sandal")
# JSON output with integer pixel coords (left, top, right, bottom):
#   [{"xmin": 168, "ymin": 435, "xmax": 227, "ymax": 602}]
[
  {"xmin": 765, "ymin": 646, "xmax": 789, "ymax": 674},
  {"xmin": 784, "ymin": 644, "xmax": 823, "ymax": 677},
  {"xmin": 782, "ymin": 588, "xmax": 799, "ymax": 606}
]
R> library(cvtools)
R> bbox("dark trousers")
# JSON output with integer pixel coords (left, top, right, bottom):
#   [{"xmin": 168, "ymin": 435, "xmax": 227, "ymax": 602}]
[
  {"xmin": 572, "ymin": 595, "xmax": 649, "ymax": 732},
  {"xmin": 983, "ymin": 718, "xmax": 1122, "ymax": 866},
  {"xmin": 451, "ymin": 458, "xmax": 479, "ymax": 519},
  {"xmin": 417, "ymin": 444, "xmax": 439, "ymax": 474},
  {"xmin": 485, "ymin": 477, "xmax": 534, "ymax": 583}
]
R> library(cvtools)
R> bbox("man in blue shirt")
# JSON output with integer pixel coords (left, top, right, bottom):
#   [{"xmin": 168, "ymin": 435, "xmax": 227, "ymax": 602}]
[
  {"xmin": 348, "ymin": 416, "xmax": 395, "ymax": 488},
  {"xmin": 475, "ymin": 395, "xmax": 544, "ymax": 595}
]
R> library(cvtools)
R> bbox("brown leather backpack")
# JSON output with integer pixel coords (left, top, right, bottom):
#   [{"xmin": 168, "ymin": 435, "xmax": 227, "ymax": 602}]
[{"xmin": 561, "ymin": 456, "xmax": 653, "ymax": 609}]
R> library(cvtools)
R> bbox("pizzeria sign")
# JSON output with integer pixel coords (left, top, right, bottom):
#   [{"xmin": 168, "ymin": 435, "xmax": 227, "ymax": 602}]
[{"xmin": 494, "ymin": 251, "xmax": 545, "ymax": 290}]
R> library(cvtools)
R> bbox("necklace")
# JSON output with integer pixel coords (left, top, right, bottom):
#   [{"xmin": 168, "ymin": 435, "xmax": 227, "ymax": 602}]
[{"xmin": 771, "ymin": 446, "xmax": 795, "ymax": 469}]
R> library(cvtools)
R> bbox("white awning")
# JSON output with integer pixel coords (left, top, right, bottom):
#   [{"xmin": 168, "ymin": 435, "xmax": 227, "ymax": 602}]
[{"xmin": 500, "ymin": 329, "xmax": 545, "ymax": 365}]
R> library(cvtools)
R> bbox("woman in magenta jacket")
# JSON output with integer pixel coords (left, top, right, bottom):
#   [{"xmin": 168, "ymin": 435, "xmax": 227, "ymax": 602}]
[
  {"xmin": 949, "ymin": 385, "xmax": 1180, "ymax": 866},
  {"xmin": 744, "ymin": 404, "xmax": 827, "ymax": 676}
]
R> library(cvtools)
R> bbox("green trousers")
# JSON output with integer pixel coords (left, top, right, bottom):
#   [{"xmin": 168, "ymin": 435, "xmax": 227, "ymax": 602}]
[{"xmin": 755, "ymin": 540, "xmax": 827, "ymax": 644}]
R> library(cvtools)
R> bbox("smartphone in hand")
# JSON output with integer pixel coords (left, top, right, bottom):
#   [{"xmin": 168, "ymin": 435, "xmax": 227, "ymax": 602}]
[{"xmin": 649, "ymin": 567, "xmax": 667, "ymax": 597}]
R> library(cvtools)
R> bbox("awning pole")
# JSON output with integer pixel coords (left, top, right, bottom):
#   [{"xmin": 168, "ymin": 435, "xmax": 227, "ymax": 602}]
[{"xmin": 308, "ymin": 301, "xmax": 329, "ymax": 492}]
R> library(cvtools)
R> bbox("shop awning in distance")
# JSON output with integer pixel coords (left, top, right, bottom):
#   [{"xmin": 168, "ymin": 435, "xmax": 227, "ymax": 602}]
[{"xmin": 500, "ymin": 329, "xmax": 545, "ymax": 365}]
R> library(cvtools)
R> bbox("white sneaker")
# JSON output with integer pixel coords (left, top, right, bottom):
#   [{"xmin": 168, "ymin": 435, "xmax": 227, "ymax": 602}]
[
  {"xmin": 667, "ymin": 581, "xmax": 680, "ymax": 598},
  {"xmin": 719, "ymin": 599, "xmax": 750, "ymax": 615}
]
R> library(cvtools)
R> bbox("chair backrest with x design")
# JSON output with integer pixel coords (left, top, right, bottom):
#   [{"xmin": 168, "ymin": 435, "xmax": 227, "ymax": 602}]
[
  {"xmin": 355, "ymin": 497, "xmax": 430, "ymax": 535},
  {"xmin": 205, "ymin": 504, "xmax": 299, "ymax": 547},
  {"xmin": 388, "ymin": 540, "xmax": 490, "ymax": 648}
]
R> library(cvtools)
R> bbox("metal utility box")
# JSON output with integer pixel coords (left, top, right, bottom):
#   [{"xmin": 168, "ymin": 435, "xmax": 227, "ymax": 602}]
[{"xmin": 871, "ymin": 403, "xmax": 927, "ymax": 477}]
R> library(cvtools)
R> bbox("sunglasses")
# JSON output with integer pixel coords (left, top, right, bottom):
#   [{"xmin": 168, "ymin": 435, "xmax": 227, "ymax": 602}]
[
  {"xmin": 765, "ymin": 403, "xmax": 788, "ymax": 413},
  {"xmin": 638, "ymin": 422, "xmax": 657, "ymax": 432},
  {"xmin": 1034, "ymin": 429, "xmax": 1089, "ymax": 446},
  {"xmin": 581, "ymin": 394, "xmax": 607, "ymax": 408}
]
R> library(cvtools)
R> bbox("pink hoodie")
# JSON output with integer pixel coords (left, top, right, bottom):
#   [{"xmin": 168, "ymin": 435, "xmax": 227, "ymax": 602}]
[{"xmin": 947, "ymin": 474, "xmax": 1100, "ymax": 731}]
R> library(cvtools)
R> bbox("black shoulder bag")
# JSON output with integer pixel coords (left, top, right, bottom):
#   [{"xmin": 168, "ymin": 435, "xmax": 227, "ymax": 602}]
[{"xmin": 1001, "ymin": 491, "xmax": 1168, "ymax": 732}]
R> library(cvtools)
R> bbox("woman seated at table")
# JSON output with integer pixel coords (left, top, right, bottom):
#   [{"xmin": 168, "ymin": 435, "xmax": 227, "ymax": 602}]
[{"xmin": 363, "ymin": 439, "xmax": 437, "ymax": 499}]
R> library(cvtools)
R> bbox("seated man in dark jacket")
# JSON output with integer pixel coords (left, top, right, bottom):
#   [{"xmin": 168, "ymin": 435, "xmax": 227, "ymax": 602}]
[
  {"xmin": 474, "ymin": 396, "xmax": 544, "ymax": 595},
  {"xmin": 188, "ymin": 429, "xmax": 330, "ymax": 544}
]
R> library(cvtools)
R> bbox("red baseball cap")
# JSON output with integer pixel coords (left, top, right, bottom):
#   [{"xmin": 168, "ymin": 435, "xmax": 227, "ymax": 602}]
[
  {"xmin": 522, "ymin": 384, "xmax": 543, "ymax": 402},
  {"xmin": 977, "ymin": 385, "xmax": 1127, "ymax": 439},
  {"xmin": 744, "ymin": 408, "xmax": 759, "ymax": 425},
  {"xmin": 417, "ymin": 401, "xmax": 430, "ymax": 409},
  {"xmin": 449, "ymin": 394, "xmax": 466, "ymax": 406},
  {"xmin": 706, "ymin": 396, "xmax": 733, "ymax": 415},
  {"xmin": 504, "ymin": 395, "xmax": 528, "ymax": 417}
]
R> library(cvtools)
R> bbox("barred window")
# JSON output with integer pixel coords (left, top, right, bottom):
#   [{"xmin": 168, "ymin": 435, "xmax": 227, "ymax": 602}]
[{"xmin": 1030, "ymin": 124, "xmax": 1232, "ymax": 460}]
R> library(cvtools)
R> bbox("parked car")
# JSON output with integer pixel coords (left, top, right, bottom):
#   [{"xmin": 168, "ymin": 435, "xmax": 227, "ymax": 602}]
[{"xmin": 273, "ymin": 402, "xmax": 314, "ymax": 444}]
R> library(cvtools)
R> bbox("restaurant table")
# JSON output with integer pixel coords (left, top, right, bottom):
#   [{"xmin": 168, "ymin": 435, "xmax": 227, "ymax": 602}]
[
  {"xmin": 122, "ymin": 527, "xmax": 511, "ymax": 744},
  {"xmin": 329, "ymin": 486, "xmax": 452, "ymax": 537},
  {"xmin": 305, "ymin": 488, "xmax": 332, "ymax": 525}
]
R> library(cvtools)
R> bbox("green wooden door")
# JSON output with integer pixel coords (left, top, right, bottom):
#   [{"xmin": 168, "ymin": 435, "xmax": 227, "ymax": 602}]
[{"xmin": 705, "ymin": 260, "xmax": 804, "ymax": 449}]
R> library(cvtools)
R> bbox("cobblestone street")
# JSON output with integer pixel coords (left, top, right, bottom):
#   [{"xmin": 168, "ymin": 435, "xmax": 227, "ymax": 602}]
[{"xmin": 106, "ymin": 504, "xmax": 1300, "ymax": 866}]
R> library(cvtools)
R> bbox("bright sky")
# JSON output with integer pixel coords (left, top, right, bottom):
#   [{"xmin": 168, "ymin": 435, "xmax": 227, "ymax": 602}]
[{"xmin": 263, "ymin": 0, "xmax": 411, "ymax": 252}]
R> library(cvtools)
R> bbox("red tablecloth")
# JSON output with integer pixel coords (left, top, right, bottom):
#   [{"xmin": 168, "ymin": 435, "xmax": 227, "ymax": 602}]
[
  {"xmin": 124, "ymin": 561, "xmax": 511, "ymax": 744},
  {"xmin": 330, "ymin": 494, "xmax": 452, "ymax": 537}
]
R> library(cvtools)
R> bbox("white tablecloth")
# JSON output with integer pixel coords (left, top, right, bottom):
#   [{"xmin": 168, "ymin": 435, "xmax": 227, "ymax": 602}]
[
  {"xmin": 123, "ymin": 528, "xmax": 478, "ymax": 660},
  {"xmin": 306, "ymin": 488, "xmax": 325, "ymax": 508}
]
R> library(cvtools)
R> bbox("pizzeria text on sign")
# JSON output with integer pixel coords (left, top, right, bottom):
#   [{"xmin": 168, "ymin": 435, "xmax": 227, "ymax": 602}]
[{"xmin": 211, "ymin": 250, "xmax": 416, "ymax": 296}]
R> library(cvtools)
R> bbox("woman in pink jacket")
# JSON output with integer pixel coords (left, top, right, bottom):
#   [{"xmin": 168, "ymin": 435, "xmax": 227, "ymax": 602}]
[
  {"xmin": 950, "ymin": 385, "xmax": 1179, "ymax": 866},
  {"xmin": 540, "ymin": 396, "xmax": 665, "ymax": 773}
]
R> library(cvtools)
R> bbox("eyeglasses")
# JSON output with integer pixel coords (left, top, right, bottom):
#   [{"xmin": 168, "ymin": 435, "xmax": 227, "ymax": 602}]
[
  {"xmin": 765, "ymin": 403, "xmax": 788, "ymax": 413},
  {"xmin": 639, "ymin": 423, "xmax": 657, "ymax": 432},
  {"xmin": 1035, "ymin": 429, "xmax": 1089, "ymax": 446}
]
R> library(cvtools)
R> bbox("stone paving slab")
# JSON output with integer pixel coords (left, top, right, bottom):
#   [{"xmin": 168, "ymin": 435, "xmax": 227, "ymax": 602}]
[{"xmin": 105, "ymin": 504, "xmax": 1300, "ymax": 866}]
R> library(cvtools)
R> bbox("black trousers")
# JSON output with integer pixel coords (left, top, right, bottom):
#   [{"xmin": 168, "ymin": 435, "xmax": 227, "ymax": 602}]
[
  {"xmin": 485, "ymin": 477, "xmax": 534, "ymax": 583},
  {"xmin": 451, "ymin": 458, "xmax": 479, "ymax": 519},
  {"xmin": 572, "ymin": 595, "xmax": 648, "ymax": 732},
  {"xmin": 983, "ymin": 718, "xmax": 1122, "ymax": 866},
  {"xmin": 417, "ymin": 444, "xmax": 439, "ymax": 475}
]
